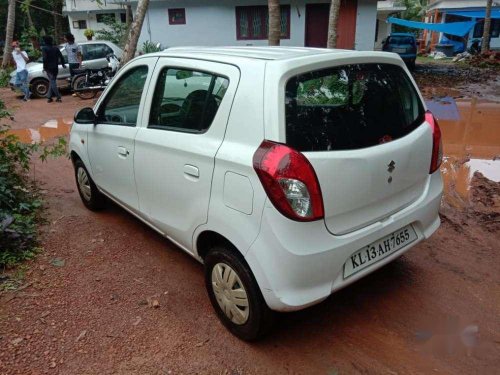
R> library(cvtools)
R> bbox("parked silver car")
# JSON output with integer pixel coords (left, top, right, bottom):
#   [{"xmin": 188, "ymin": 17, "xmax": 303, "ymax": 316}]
[{"xmin": 10, "ymin": 40, "xmax": 123, "ymax": 98}]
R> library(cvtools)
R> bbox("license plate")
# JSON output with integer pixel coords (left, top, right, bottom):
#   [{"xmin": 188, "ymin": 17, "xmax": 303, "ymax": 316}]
[
  {"xmin": 343, "ymin": 225, "xmax": 418, "ymax": 279},
  {"xmin": 393, "ymin": 48, "xmax": 407, "ymax": 53}
]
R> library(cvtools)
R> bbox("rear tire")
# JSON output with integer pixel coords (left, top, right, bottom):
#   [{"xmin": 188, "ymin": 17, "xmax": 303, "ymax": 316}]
[
  {"xmin": 73, "ymin": 75, "xmax": 97, "ymax": 100},
  {"xmin": 74, "ymin": 159, "xmax": 105, "ymax": 211},
  {"xmin": 204, "ymin": 246, "xmax": 274, "ymax": 341}
]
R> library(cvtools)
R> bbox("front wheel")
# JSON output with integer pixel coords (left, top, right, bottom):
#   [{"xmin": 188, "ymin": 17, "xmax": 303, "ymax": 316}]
[
  {"xmin": 204, "ymin": 246, "xmax": 274, "ymax": 341},
  {"xmin": 31, "ymin": 79, "xmax": 49, "ymax": 98},
  {"xmin": 72, "ymin": 75, "xmax": 97, "ymax": 100},
  {"xmin": 74, "ymin": 159, "xmax": 105, "ymax": 211}
]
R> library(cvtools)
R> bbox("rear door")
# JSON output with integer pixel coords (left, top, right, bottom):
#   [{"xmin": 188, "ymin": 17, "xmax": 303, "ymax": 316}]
[
  {"xmin": 134, "ymin": 58, "xmax": 239, "ymax": 250},
  {"xmin": 282, "ymin": 63, "xmax": 431, "ymax": 235}
]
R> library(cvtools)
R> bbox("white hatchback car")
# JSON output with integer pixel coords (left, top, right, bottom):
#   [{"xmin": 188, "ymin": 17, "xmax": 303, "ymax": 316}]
[{"xmin": 70, "ymin": 47, "xmax": 443, "ymax": 340}]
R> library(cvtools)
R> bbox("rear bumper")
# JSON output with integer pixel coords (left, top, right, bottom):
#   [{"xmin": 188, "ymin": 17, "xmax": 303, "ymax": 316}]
[
  {"xmin": 245, "ymin": 172, "xmax": 443, "ymax": 312},
  {"xmin": 399, "ymin": 55, "xmax": 417, "ymax": 62}
]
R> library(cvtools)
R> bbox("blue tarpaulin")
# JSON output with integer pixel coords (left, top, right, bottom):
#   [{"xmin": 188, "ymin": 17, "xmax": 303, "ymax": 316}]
[
  {"xmin": 447, "ymin": 10, "xmax": 500, "ymax": 19},
  {"xmin": 387, "ymin": 17, "xmax": 477, "ymax": 37}
]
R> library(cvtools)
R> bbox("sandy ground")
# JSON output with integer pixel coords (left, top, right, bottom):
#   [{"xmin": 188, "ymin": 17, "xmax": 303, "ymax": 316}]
[{"xmin": 0, "ymin": 66, "xmax": 499, "ymax": 375}]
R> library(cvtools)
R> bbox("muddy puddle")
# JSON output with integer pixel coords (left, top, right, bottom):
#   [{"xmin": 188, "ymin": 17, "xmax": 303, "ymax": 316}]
[
  {"xmin": 430, "ymin": 97, "xmax": 500, "ymax": 208},
  {"xmin": 6, "ymin": 118, "xmax": 73, "ymax": 144},
  {"xmin": 3, "ymin": 102, "xmax": 499, "ymax": 209}
]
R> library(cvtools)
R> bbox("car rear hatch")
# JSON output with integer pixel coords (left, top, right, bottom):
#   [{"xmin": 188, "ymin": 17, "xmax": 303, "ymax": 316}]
[
  {"xmin": 386, "ymin": 36, "xmax": 416, "ymax": 55},
  {"xmin": 284, "ymin": 63, "xmax": 431, "ymax": 235}
]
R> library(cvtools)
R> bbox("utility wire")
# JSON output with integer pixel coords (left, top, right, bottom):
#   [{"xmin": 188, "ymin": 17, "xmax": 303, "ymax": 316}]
[{"xmin": 16, "ymin": 0, "xmax": 64, "ymax": 17}]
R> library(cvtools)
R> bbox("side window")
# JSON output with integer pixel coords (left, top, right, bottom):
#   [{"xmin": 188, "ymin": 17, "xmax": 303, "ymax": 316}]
[
  {"xmin": 149, "ymin": 68, "xmax": 229, "ymax": 133},
  {"xmin": 97, "ymin": 66, "xmax": 149, "ymax": 126},
  {"xmin": 82, "ymin": 44, "xmax": 111, "ymax": 60},
  {"xmin": 81, "ymin": 45, "xmax": 90, "ymax": 61}
]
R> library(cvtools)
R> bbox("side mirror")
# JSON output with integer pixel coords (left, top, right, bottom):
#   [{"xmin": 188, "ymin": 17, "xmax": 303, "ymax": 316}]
[
  {"xmin": 176, "ymin": 70, "xmax": 193, "ymax": 80},
  {"xmin": 74, "ymin": 107, "xmax": 97, "ymax": 124}
]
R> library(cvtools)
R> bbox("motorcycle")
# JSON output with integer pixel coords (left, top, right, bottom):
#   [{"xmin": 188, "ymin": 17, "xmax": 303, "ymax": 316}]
[{"xmin": 71, "ymin": 54, "xmax": 120, "ymax": 100}]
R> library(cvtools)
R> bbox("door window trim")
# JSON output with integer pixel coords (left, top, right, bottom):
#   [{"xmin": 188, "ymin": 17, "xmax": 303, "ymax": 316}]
[
  {"xmin": 147, "ymin": 66, "xmax": 230, "ymax": 135},
  {"xmin": 96, "ymin": 64, "xmax": 149, "ymax": 127}
]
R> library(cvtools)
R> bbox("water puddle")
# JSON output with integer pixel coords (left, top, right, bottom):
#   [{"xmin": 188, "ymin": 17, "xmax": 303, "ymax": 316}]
[
  {"xmin": 6, "ymin": 118, "xmax": 73, "ymax": 144},
  {"xmin": 2, "ymin": 101, "xmax": 499, "ymax": 209},
  {"xmin": 429, "ymin": 97, "xmax": 500, "ymax": 207}
]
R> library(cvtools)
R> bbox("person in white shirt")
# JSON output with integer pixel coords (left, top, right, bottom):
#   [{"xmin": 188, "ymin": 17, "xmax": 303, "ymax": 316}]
[
  {"xmin": 12, "ymin": 41, "xmax": 31, "ymax": 101},
  {"xmin": 64, "ymin": 33, "xmax": 82, "ymax": 77}
]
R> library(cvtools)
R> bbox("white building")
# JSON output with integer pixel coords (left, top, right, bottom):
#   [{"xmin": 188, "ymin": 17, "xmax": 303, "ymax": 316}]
[
  {"xmin": 375, "ymin": 1, "xmax": 407, "ymax": 50},
  {"xmin": 425, "ymin": 0, "xmax": 500, "ymax": 52},
  {"xmin": 63, "ymin": 0, "xmax": 380, "ymax": 51}
]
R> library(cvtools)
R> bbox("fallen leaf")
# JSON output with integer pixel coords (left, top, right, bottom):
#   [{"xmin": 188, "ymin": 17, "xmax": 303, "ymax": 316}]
[
  {"xmin": 50, "ymin": 258, "xmax": 65, "ymax": 267},
  {"xmin": 75, "ymin": 330, "xmax": 87, "ymax": 342},
  {"xmin": 11, "ymin": 337, "xmax": 23, "ymax": 345}
]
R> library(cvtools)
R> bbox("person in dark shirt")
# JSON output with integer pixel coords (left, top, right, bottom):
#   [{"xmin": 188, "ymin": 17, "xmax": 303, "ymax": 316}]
[{"xmin": 42, "ymin": 36, "xmax": 66, "ymax": 103}]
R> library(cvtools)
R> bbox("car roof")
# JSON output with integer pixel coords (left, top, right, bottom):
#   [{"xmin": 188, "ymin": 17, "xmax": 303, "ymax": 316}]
[{"xmin": 148, "ymin": 46, "xmax": 399, "ymax": 64}]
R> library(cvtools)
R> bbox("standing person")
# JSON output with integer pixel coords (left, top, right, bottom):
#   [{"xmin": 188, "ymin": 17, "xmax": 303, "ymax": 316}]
[
  {"xmin": 64, "ymin": 33, "xmax": 82, "ymax": 79},
  {"xmin": 42, "ymin": 36, "xmax": 66, "ymax": 103},
  {"xmin": 11, "ymin": 41, "xmax": 31, "ymax": 102}
]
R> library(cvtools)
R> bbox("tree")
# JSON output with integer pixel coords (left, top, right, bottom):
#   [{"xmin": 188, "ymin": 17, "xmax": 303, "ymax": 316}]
[
  {"xmin": 481, "ymin": 0, "xmax": 493, "ymax": 54},
  {"xmin": 268, "ymin": 0, "xmax": 280, "ymax": 46},
  {"xmin": 126, "ymin": 5, "xmax": 133, "ymax": 27},
  {"xmin": 121, "ymin": 0, "xmax": 149, "ymax": 65},
  {"xmin": 52, "ymin": 0, "xmax": 64, "ymax": 44},
  {"xmin": 327, "ymin": 0, "xmax": 341, "ymax": 48},
  {"xmin": 2, "ymin": 0, "xmax": 16, "ymax": 68}
]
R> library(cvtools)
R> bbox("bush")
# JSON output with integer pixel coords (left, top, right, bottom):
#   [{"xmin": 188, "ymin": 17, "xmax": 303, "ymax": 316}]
[
  {"xmin": 0, "ymin": 100, "xmax": 67, "ymax": 268},
  {"xmin": 0, "ymin": 68, "xmax": 14, "ymax": 88},
  {"xmin": 95, "ymin": 16, "xmax": 128, "ymax": 48},
  {"xmin": 142, "ymin": 41, "xmax": 163, "ymax": 54}
]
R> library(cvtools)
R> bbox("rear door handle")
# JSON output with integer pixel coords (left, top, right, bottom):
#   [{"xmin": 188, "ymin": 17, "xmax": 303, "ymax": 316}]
[
  {"xmin": 184, "ymin": 164, "xmax": 199, "ymax": 178},
  {"xmin": 117, "ymin": 146, "xmax": 129, "ymax": 157}
]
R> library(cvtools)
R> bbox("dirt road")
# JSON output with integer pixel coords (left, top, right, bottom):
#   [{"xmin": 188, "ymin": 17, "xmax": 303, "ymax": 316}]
[{"xmin": 1, "ymin": 68, "xmax": 499, "ymax": 375}]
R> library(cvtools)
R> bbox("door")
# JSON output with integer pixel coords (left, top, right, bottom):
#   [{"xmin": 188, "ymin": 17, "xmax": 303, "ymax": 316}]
[
  {"xmin": 336, "ymin": 0, "xmax": 357, "ymax": 49},
  {"xmin": 283, "ymin": 63, "xmax": 431, "ymax": 235},
  {"xmin": 56, "ymin": 48, "xmax": 71, "ymax": 88},
  {"xmin": 134, "ymin": 59, "xmax": 240, "ymax": 250},
  {"xmin": 305, "ymin": 1, "xmax": 357, "ymax": 49},
  {"xmin": 305, "ymin": 4, "xmax": 329, "ymax": 47},
  {"xmin": 87, "ymin": 58, "xmax": 155, "ymax": 211}
]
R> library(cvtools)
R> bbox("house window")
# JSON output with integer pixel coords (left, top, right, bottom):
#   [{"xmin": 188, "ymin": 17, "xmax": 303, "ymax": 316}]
[
  {"xmin": 96, "ymin": 13, "xmax": 116, "ymax": 23},
  {"xmin": 235, "ymin": 5, "xmax": 291, "ymax": 40},
  {"xmin": 73, "ymin": 20, "xmax": 87, "ymax": 29},
  {"xmin": 473, "ymin": 19, "xmax": 500, "ymax": 38},
  {"xmin": 120, "ymin": 12, "xmax": 127, "ymax": 23},
  {"xmin": 168, "ymin": 8, "xmax": 186, "ymax": 25}
]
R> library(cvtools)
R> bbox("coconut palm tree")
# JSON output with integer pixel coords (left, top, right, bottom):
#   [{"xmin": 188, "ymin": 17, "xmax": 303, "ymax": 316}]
[
  {"xmin": 2, "ymin": 0, "xmax": 16, "ymax": 68},
  {"xmin": 327, "ymin": 0, "xmax": 341, "ymax": 48},
  {"xmin": 481, "ymin": 0, "xmax": 493, "ymax": 53},
  {"xmin": 268, "ymin": 0, "xmax": 280, "ymax": 46},
  {"xmin": 122, "ymin": 0, "xmax": 150, "ymax": 64}
]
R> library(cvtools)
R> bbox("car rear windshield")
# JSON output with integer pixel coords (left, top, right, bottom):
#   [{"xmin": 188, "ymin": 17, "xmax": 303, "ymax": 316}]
[
  {"xmin": 388, "ymin": 36, "xmax": 415, "ymax": 45},
  {"xmin": 285, "ymin": 63, "xmax": 425, "ymax": 152}
]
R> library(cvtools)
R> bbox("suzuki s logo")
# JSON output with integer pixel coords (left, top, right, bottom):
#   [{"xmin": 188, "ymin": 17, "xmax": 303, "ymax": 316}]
[{"xmin": 387, "ymin": 160, "xmax": 396, "ymax": 173}]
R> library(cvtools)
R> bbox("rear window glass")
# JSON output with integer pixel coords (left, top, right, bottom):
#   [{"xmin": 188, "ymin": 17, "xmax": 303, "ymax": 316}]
[
  {"xmin": 285, "ymin": 63, "xmax": 425, "ymax": 152},
  {"xmin": 387, "ymin": 36, "xmax": 415, "ymax": 45}
]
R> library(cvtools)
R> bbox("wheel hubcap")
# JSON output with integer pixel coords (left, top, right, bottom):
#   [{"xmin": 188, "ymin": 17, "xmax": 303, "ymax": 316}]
[
  {"xmin": 211, "ymin": 263, "xmax": 249, "ymax": 325},
  {"xmin": 36, "ymin": 83, "xmax": 47, "ymax": 95},
  {"xmin": 77, "ymin": 167, "xmax": 92, "ymax": 201}
]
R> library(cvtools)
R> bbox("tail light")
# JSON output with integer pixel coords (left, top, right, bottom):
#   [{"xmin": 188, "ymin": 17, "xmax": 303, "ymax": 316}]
[
  {"xmin": 253, "ymin": 140, "xmax": 324, "ymax": 221},
  {"xmin": 426, "ymin": 111, "xmax": 443, "ymax": 174}
]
